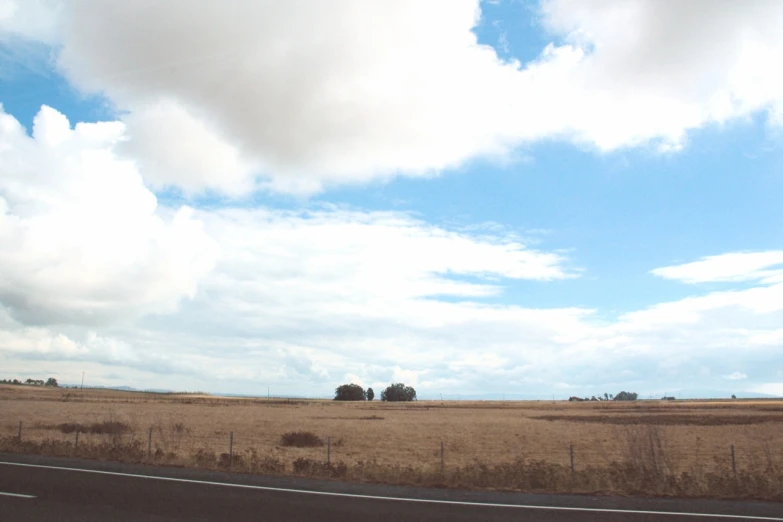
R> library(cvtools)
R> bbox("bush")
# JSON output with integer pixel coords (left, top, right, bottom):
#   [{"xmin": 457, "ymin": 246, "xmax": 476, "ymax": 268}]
[
  {"xmin": 380, "ymin": 383, "xmax": 416, "ymax": 402},
  {"xmin": 292, "ymin": 458, "xmax": 348, "ymax": 478},
  {"xmin": 58, "ymin": 421, "xmax": 131, "ymax": 435},
  {"xmin": 334, "ymin": 383, "xmax": 366, "ymax": 401},
  {"xmin": 89, "ymin": 420, "xmax": 130, "ymax": 435},
  {"xmin": 280, "ymin": 431, "xmax": 324, "ymax": 447}
]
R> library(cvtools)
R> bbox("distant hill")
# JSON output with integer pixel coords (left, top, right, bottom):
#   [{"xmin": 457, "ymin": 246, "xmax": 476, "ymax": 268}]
[{"xmin": 61, "ymin": 384, "xmax": 176, "ymax": 394}]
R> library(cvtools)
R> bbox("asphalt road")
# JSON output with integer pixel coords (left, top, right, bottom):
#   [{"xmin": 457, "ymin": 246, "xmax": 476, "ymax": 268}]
[{"xmin": 1, "ymin": 453, "xmax": 781, "ymax": 521}]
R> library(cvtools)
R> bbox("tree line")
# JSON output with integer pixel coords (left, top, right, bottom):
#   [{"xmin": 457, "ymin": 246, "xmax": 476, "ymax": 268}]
[
  {"xmin": 1, "ymin": 377, "xmax": 59, "ymax": 387},
  {"xmin": 569, "ymin": 391, "xmax": 638, "ymax": 402},
  {"xmin": 334, "ymin": 382, "xmax": 416, "ymax": 402}
]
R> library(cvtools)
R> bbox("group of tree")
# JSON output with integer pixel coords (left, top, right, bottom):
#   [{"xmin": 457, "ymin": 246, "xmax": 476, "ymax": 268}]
[
  {"xmin": 569, "ymin": 391, "xmax": 638, "ymax": 402},
  {"xmin": 333, "ymin": 382, "xmax": 415, "ymax": 402},
  {"xmin": 334, "ymin": 383, "xmax": 369, "ymax": 401},
  {"xmin": 1, "ymin": 377, "xmax": 58, "ymax": 387}
]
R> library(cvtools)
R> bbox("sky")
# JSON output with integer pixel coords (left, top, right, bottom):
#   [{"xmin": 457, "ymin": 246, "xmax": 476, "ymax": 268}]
[{"xmin": 0, "ymin": 0, "xmax": 782, "ymax": 399}]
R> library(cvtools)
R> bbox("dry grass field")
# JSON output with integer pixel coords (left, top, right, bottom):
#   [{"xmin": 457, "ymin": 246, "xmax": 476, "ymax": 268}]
[{"xmin": 2, "ymin": 384, "xmax": 782, "ymax": 499}]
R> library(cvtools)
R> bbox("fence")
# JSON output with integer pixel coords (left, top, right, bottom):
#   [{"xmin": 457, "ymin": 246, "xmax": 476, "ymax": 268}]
[{"xmin": 5, "ymin": 420, "xmax": 776, "ymax": 477}]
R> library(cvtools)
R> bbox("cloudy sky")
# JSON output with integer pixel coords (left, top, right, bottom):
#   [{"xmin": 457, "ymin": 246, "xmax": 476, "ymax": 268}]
[{"xmin": 1, "ymin": 0, "xmax": 782, "ymax": 398}]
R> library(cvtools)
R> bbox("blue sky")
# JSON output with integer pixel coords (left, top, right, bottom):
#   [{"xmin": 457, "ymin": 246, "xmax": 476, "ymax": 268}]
[{"xmin": 1, "ymin": 0, "xmax": 782, "ymax": 398}]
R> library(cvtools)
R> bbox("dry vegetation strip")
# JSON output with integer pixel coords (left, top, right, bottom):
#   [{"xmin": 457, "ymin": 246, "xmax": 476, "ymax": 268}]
[{"xmin": 1, "ymin": 385, "xmax": 781, "ymax": 500}]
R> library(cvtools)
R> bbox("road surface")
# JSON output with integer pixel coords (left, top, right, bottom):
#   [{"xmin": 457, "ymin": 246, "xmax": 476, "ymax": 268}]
[{"xmin": 1, "ymin": 453, "xmax": 780, "ymax": 521}]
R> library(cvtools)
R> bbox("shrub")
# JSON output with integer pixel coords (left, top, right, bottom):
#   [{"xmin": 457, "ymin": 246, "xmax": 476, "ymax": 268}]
[
  {"xmin": 58, "ymin": 420, "xmax": 130, "ymax": 435},
  {"xmin": 58, "ymin": 423, "xmax": 85, "ymax": 434},
  {"xmin": 280, "ymin": 431, "xmax": 323, "ymax": 447},
  {"xmin": 334, "ymin": 383, "xmax": 366, "ymax": 401},
  {"xmin": 89, "ymin": 420, "xmax": 130, "ymax": 435},
  {"xmin": 380, "ymin": 383, "xmax": 416, "ymax": 402},
  {"xmin": 292, "ymin": 458, "xmax": 348, "ymax": 478}
]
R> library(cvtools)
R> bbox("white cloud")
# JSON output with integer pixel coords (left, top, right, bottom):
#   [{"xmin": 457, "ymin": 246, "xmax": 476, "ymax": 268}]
[
  {"xmin": 652, "ymin": 251, "xmax": 783, "ymax": 284},
  {"xmin": 725, "ymin": 372, "xmax": 747, "ymax": 381},
  {"xmin": 3, "ymin": 1, "xmax": 782, "ymax": 194},
  {"xmin": 0, "ymin": 105, "xmax": 218, "ymax": 325},
  {"xmin": 118, "ymin": 100, "xmax": 258, "ymax": 196},
  {"xmin": 0, "ymin": 0, "xmax": 60, "ymax": 44},
  {"xmin": 752, "ymin": 383, "xmax": 783, "ymax": 396},
  {"xmin": 0, "ymin": 104, "xmax": 586, "ymax": 393}
]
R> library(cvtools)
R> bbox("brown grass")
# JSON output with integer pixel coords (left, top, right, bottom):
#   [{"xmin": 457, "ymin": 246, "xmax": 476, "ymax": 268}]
[{"xmin": 1, "ymin": 384, "xmax": 782, "ymax": 500}]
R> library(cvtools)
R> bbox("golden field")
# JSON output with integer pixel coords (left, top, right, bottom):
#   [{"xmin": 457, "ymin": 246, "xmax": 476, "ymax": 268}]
[{"xmin": 2, "ymin": 384, "xmax": 782, "ymax": 499}]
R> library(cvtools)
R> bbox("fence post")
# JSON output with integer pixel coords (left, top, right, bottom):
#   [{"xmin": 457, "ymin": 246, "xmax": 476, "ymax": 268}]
[
  {"xmin": 570, "ymin": 444, "xmax": 575, "ymax": 473},
  {"xmin": 17, "ymin": 421, "xmax": 22, "ymax": 440},
  {"xmin": 74, "ymin": 428, "xmax": 79, "ymax": 450},
  {"xmin": 327, "ymin": 436, "xmax": 331, "ymax": 465},
  {"xmin": 229, "ymin": 432, "xmax": 234, "ymax": 465},
  {"xmin": 440, "ymin": 441, "xmax": 445, "ymax": 474},
  {"xmin": 731, "ymin": 444, "xmax": 736, "ymax": 475},
  {"xmin": 147, "ymin": 427, "xmax": 152, "ymax": 457}
]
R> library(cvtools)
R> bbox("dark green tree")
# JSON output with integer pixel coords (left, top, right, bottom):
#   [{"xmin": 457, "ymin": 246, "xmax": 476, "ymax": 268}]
[
  {"xmin": 613, "ymin": 391, "xmax": 638, "ymax": 401},
  {"xmin": 45, "ymin": 377, "xmax": 58, "ymax": 387},
  {"xmin": 333, "ymin": 383, "xmax": 366, "ymax": 401},
  {"xmin": 366, "ymin": 387, "xmax": 375, "ymax": 401},
  {"xmin": 380, "ymin": 383, "xmax": 417, "ymax": 402}
]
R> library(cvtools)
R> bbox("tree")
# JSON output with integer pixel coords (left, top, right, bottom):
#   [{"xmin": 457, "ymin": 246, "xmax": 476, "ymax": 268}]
[
  {"xmin": 731, "ymin": 394, "xmax": 737, "ymax": 399},
  {"xmin": 613, "ymin": 391, "xmax": 638, "ymax": 401},
  {"xmin": 604, "ymin": 392, "xmax": 609, "ymax": 401},
  {"xmin": 367, "ymin": 387, "xmax": 375, "ymax": 401},
  {"xmin": 45, "ymin": 377, "xmax": 58, "ymax": 387},
  {"xmin": 333, "ymin": 383, "xmax": 366, "ymax": 401},
  {"xmin": 380, "ymin": 383, "xmax": 416, "ymax": 402}
]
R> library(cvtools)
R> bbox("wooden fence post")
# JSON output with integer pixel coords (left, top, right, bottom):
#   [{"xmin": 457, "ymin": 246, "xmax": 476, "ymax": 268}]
[
  {"xmin": 570, "ymin": 444, "xmax": 575, "ymax": 473},
  {"xmin": 731, "ymin": 444, "xmax": 736, "ymax": 475},
  {"xmin": 440, "ymin": 441, "xmax": 445, "ymax": 474},
  {"xmin": 148, "ymin": 427, "xmax": 152, "ymax": 457},
  {"xmin": 327, "ymin": 437, "xmax": 331, "ymax": 465}
]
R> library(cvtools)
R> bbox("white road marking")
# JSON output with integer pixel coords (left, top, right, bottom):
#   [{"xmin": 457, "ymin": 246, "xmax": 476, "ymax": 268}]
[
  {"xmin": 1, "ymin": 461, "xmax": 781, "ymax": 520},
  {"xmin": 0, "ymin": 491, "xmax": 35, "ymax": 499}
]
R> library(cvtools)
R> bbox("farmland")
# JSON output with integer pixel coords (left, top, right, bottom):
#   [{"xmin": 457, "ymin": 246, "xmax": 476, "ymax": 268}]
[{"xmin": 1, "ymin": 385, "xmax": 782, "ymax": 499}]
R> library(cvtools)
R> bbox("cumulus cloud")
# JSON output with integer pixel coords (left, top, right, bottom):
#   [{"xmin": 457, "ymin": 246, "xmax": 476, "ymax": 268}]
[
  {"xmin": 117, "ymin": 100, "xmax": 258, "ymax": 196},
  {"xmin": 3, "ymin": 0, "xmax": 782, "ymax": 194},
  {"xmin": 2, "ymin": 2, "xmax": 783, "ymax": 396},
  {"xmin": 0, "ymin": 103, "xmax": 583, "ymax": 392},
  {"xmin": 0, "ymin": 105, "xmax": 218, "ymax": 325}
]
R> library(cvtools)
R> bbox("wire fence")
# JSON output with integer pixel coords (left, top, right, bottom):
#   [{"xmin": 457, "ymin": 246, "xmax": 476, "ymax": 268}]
[{"xmin": 5, "ymin": 420, "xmax": 780, "ymax": 477}]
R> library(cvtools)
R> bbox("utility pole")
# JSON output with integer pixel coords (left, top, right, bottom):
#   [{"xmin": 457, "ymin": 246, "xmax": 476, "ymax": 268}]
[
  {"xmin": 80, "ymin": 372, "xmax": 85, "ymax": 390},
  {"xmin": 267, "ymin": 386, "xmax": 270, "ymax": 400}
]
